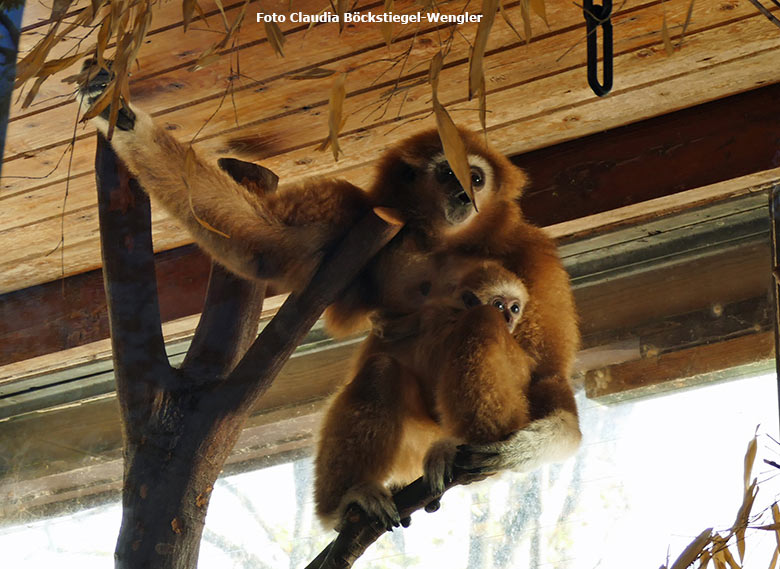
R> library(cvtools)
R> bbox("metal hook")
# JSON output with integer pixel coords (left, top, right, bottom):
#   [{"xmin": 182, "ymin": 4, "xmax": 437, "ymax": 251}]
[{"xmin": 584, "ymin": 0, "xmax": 614, "ymax": 97}]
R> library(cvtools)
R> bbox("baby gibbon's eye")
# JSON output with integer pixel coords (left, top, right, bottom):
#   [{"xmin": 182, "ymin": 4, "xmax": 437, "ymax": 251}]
[
  {"xmin": 470, "ymin": 166, "xmax": 485, "ymax": 190},
  {"xmin": 510, "ymin": 303, "xmax": 521, "ymax": 314},
  {"xmin": 492, "ymin": 299, "xmax": 505, "ymax": 311}
]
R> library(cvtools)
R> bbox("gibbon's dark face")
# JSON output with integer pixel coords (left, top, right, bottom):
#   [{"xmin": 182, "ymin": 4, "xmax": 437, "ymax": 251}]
[{"xmin": 426, "ymin": 152, "xmax": 496, "ymax": 227}]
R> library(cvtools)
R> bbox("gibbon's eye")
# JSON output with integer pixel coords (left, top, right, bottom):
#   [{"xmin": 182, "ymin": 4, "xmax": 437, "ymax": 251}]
[
  {"xmin": 510, "ymin": 303, "xmax": 521, "ymax": 314},
  {"xmin": 492, "ymin": 299, "xmax": 505, "ymax": 311},
  {"xmin": 470, "ymin": 166, "xmax": 486, "ymax": 190},
  {"xmin": 435, "ymin": 161, "xmax": 456, "ymax": 184}
]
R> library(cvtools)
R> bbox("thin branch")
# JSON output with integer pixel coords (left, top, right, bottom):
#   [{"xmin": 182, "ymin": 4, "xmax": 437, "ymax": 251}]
[
  {"xmin": 307, "ymin": 469, "xmax": 483, "ymax": 569},
  {"xmin": 746, "ymin": 0, "xmax": 780, "ymax": 28}
]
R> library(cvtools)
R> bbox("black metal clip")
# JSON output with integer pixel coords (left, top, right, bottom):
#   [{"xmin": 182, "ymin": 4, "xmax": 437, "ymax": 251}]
[{"xmin": 583, "ymin": 0, "xmax": 613, "ymax": 97}]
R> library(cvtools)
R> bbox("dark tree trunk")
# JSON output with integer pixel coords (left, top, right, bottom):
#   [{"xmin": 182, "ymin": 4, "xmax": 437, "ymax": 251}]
[{"xmin": 93, "ymin": 134, "xmax": 400, "ymax": 569}]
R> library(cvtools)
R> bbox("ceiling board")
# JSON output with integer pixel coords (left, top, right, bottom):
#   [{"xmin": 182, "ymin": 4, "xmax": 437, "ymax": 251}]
[{"xmin": 1, "ymin": 0, "xmax": 779, "ymax": 295}]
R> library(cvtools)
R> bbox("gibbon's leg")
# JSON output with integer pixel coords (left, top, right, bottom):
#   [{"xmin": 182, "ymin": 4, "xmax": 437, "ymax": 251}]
[
  {"xmin": 315, "ymin": 353, "xmax": 415, "ymax": 530},
  {"xmin": 80, "ymin": 65, "xmax": 370, "ymax": 290},
  {"xmin": 424, "ymin": 305, "xmax": 532, "ymax": 494}
]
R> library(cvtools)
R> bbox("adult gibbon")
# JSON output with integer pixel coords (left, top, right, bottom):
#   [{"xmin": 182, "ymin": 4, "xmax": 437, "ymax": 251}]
[{"xmin": 80, "ymin": 63, "xmax": 581, "ymax": 531}]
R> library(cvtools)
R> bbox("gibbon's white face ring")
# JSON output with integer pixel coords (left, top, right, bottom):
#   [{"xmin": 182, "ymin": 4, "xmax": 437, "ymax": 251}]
[{"xmin": 427, "ymin": 152, "xmax": 495, "ymax": 219}]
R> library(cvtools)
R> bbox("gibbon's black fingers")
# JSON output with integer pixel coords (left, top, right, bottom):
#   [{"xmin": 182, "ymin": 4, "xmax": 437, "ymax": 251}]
[
  {"xmin": 454, "ymin": 445, "xmax": 502, "ymax": 474},
  {"xmin": 424, "ymin": 498, "xmax": 441, "ymax": 513},
  {"xmin": 78, "ymin": 60, "xmax": 136, "ymax": 131}
]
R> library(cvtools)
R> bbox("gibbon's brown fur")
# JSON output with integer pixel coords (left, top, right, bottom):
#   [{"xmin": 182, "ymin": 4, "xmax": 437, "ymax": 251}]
[
  {"xmin": 313, "ymin": 261, "xmax": 534, "ymax": 527},
  {"xmin": 80, "ymin": 71, "xmax": 581, "ymax": 531}
]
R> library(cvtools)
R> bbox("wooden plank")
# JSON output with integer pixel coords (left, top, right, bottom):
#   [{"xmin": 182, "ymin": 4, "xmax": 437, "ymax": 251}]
[
  {"xmin": 3, "ymin": 24, "xmax": 779, "ymax": 292},
  {"xmin": 584, "ymin": 331, "xmax": 774, "ymax": 402},
  {"xmin": 1, "ymin": 86, "xmax": 778, "ymax": 364},
  {"xmin": 2, "ymin": 0, "xmax": 767, "ymax": 194}
]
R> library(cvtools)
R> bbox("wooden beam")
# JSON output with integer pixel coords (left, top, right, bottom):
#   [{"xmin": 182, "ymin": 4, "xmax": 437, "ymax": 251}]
[{"xmin": 2, "ymin": 84, "xmax": 779, "ymax": 366}]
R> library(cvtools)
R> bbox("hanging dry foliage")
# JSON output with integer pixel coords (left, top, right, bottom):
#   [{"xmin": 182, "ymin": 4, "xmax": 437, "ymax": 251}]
[
  {"xmin": 317, "ymin": 72, "xmax": 347, "ymax": 161},
  {"xmin": 430, "ymin": 51, "xmax": 476, "ymax": 210}
]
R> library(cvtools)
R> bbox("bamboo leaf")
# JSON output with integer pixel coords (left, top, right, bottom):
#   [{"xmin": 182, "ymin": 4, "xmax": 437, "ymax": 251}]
[
  {"xmin": 720, "ymin": 546, "xmax": 741, "ymax": 569},
  {"xmin": 15, "ymin": 21, "xmax": 61, "ymax": 85},
  {"xmin": 319, "ymin": 72, "xmax": 347, "ymax": 161},
  {"xmin": 265, "ymin": 21, "xmax": 286, "ymax": 56},
  {"xmin": 50, "ymin": 0, "xmax": 74, "ymax": 20},
  {"xmin": 499, "ymin": 0, "xmax": 524, "ymax": 41},
  {"xmin": 477, "ymin": 73, "xmax": 487, "ymax": 133},
  {"xmin": 183, "ymin": 0, "xmax": 196, "ymax": 31},
  {"xmin": 214, "ymin": 0, "xmax": 230, "ymax": 30},
  {"xmin": 469, "ymin": 0, "xmax": 498, "ymax": 100},
  {"xmin": 670, "ymin": 528, "xmax": 712, "ymax": 569},
  {"xmin": 430, "ymin": 52, "xmax": 475, "ymax": 211},
  {"xmin": 768, "ymin": 547, "xmax": 778, "ymax": 569},
  {"xmin": 381, "ymin": 0, "xmax": 394, "ymax": 46},
  {"xmin": 520, "ymin": 0, "xmax": 532, "ymax": 44},
  {"xmin": 530, "ymin": 0, "xmax": 548, "ymax": 25},
  {"xmin": 21, "ymin": 76, "xmax": 47, "ymax": 109},
  {"xmin": 699, "ymin": 549, "xmax": 711, "ymax": 569},
  {"xmin": 662, "ymin": 12, "xmax": 675, "ymax": 55},
  {"xmin": 337, "ymin": 0, "xmax": 348, "ymax": 32},
  {"xmin": 744, "ymin": 434, "xmax": 758, "ymax": 493}
]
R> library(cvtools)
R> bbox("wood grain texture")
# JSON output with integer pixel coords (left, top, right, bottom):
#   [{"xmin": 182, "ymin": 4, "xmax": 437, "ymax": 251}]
[{"xmin": 2, "ymin": 0, "xmax": 778, "ymax": 294}]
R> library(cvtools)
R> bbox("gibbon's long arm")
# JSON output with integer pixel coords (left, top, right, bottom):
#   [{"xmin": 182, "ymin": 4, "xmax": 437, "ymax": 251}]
[
  {"xmin": 81, "ymin": 72, "xmax": 371, "ymax": 290},
  {"xmin": 83, "ymin": 100, "xmax": 279, "ymax": 281}
]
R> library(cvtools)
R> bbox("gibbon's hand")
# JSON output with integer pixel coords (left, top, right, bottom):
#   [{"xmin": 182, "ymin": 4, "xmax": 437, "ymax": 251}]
[
  {"xmin": 454, "ymin": 409, "xmax": 581, "ymax": 475},
  {"xmin": 78, "ymin": 60, "xmax": 136, "ymax": 131}
]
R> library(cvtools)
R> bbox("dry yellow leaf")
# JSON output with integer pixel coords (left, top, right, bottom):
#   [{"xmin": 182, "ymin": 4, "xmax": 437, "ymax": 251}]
[
  {"xmin": 670, "ymin": 528, "xmax": 712, "ymax": 569},
  {"xmin": 214, "ymin": 0, "xmax": 230, "ymax": 30},
  {"xmin": 768, "ymin": 547, "xmax": 778, "ymax": 569},
  {"xmin": 699, "ymin": 549, "xmax": 711, "ymax": 569},
  {"xmin": 321, "ymin": 72, "xmax": 347, "ymax": 161},
  {"xmin": 265, "ymin": 21, "xmax": 286, "ymax": 57},
  {"xmin": 430, "ymin": 52, "xmax": 475, "ymax": 210},
  {"xmin": 382, "ymin": 0, "xmax": 394, "ymax": 46},
  {"xmin": 520, "ymin": 0, "xmax": 532, "ymax": 44},
  {"xmin": 530, "ymin": 0, "xmax": 548, "ymax": 26},
  {"xmin": 183, "ymin": 0, "xmax": 197, "ymax": 31},
  {"xmin": 662, "ymin": 12, "xmax": 675, "ymax": 55},
  {"xmin": 469, "ymin": 0, "xmax": 498, "ymax": 100},
  {"xmin": 498, "ymin": 0, "xmax": 524, "ymax": 41},
  {"xmin": 720, "ymin": 546, "xmax": 741, "ymax": 569},
  {"xmin": 287, "ymin": 67, "xmax": 337, "ymax": 80},
  {"xmin": 743, "ymin": 434, "xmax": 758, "ymax": 493}
]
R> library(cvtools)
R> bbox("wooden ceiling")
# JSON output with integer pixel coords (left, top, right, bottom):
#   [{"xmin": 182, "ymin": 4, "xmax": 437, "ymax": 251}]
[{"xmin": 2, "ymin": 0, "xmax": 779, "ymax": 299}]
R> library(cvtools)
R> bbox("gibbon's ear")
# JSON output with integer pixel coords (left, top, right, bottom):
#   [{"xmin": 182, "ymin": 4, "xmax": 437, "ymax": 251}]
[{"xmin": 217, "ymin": 158, "xmax": 279, "ymax": 196}]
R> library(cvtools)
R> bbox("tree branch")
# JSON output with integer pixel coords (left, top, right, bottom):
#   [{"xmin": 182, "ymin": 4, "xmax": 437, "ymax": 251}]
[
  {"xmin": 307, "ymin": 472, "xmax": 480, "ymax": 569},
  {"xmin": 95, "ymin": 133, "xmax": 171, "ymax": 438},
  {"xmin": 225, "ymin": 211, "xmax": 403, "ymax": 414}
]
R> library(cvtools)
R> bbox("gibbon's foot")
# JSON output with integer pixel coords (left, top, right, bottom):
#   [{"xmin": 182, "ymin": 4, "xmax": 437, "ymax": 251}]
[
  {"xmin": 337, "ymin": 482, "xmax": 401, "ymax": 532},
  {"xmin": 423, "ymin": 438, "xmax": 459, "ymax": 496},
  {"xmin": 424, "ymin": 498, "xmax": 441, "ymax": 513},
  {"xmin": 455, "ymin": 411, "xmax": 582, "ymax": 475},
  {"xmin": 400, "ymin": 516, "xmax": 412, "ymax": 528},
  {"xmin": 78, "ymin": 60, "xmax": 136, "ymax": 131}
]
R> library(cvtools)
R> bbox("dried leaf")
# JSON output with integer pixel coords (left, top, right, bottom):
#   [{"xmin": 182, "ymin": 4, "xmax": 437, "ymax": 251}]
[
  {"xmin": 287, "ymin": 67, "xmax": 337, "ymax": 80},
  {"xmin": 712, "ymin": 547, "xmax": 729, "ymax": 569},
  {"xmin": 96, "ymin": 13, "xmax": 113, "ymax": 67},
  {"xmin": 671, "ymin": 528, "xmax": 712, "ymax": 569},
  {"xmin": 469, "ymin": 0, "xmax": 498, "ymax": 100},
  {"xmin": 336, "ymin": 0, "xmax": 348, "ymax": 32},
  {"xmin": 699, "ymin": 549, "xmax": 711, "ymax": 569},
  {"xmin": 214, "ymin": 0, "xmax": 230, "ymax": 30},
  {"xmin": 81, "ymin": 81, "xmax": 116, "ymax": 120},
  {"xmin": 498, "ymin": 0, "xmax": 524, "ymax": 41},
  {"xmin": 720, "ymin": 546, "xmax": 741, "ymax": 569},
  {"xmin": 477, "ymin": 73, "xmax": 487, "ymax": 133},
  {"xmin": 50, "ymin": 0, "xmax": 74, "ymax": 20},
  {"xmin": 769, "ymin": 547, "xmax": 778, "ymax": 569},
  {"xmin": 382, "ymin": 0, "xmax": 394, "ymax": 46},
  {"xmin": 430, "ymin": 53, "xmax": 474, "ymax": 210},
  {"xmin": 183, "ymin": 0, "xmax": 196, "ymax": 31},
  {"xmin": 21, "ymin": 76, "xmax": 47, "ymax": 109},
  {"xmin": 15, "ymin": 20, "xmax": 62, "ymax": 85},
  {"xmin": 191, "ymin": 46, "xmax": 220, "ymax": 71},
  {"xmin": 744, "ymin": 434, "xmax": 758, "ymax": 494},
  {"xmin": 662, "ymin": 12, "xmax": 675, "ymax": 55},
  {"xmin": 319, "ymin": 72, "xmax": 347, "ymax": 161},
  {"xmin": 265, "ymin": 21, "xmax": 286, "ymax": 56},
  {"xmin": 520, "ymin": 0, "xmax": 532, "ymax": 44},
  {"xmin": 530, "ymin": 0, "xmax": 548, "ymax": 25},
  {"xmin": 772, "ymin": 504, "xmax": 780, "ymax": 554}
]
